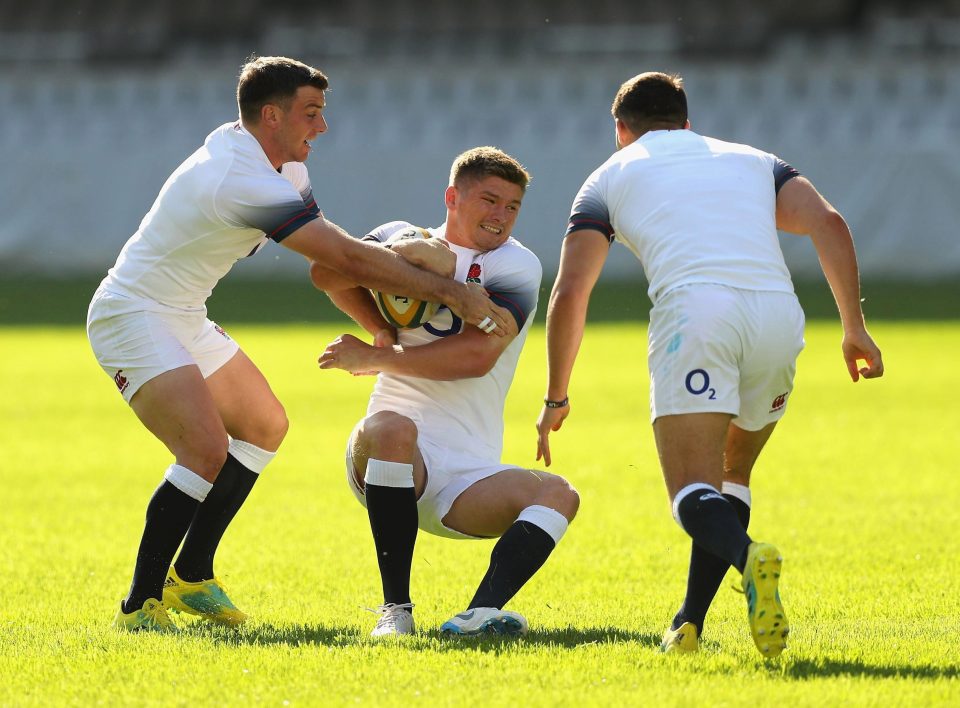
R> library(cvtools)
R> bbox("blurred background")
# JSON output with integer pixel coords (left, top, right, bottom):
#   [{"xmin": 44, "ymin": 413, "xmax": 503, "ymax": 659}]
[{"xmin": 1, "ymin": 0, "xmax": 958, "ymax": 320}]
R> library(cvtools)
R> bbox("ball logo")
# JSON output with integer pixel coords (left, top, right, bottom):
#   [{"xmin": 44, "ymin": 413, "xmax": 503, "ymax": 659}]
[
  {"xmin": 769, "ymin": 393, "xmax": 788, "ymax": 412},
  {"xmin": 466, "ymin": 263, "xmax": 482, "ymax": 283},
  {"xmin": 114, "ymin": 370, "xmax": 129, "ymax": 394}
]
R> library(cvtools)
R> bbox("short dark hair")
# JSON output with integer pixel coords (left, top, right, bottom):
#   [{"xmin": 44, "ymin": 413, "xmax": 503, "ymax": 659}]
[
  {"xmin": 449, "ymin": 146, "xmax": 531, "ymax": 192},
  {"xmin": 611, "ymin": 72, "xmax": 687, "ymax": 135},
  {"xmin": 237, "ymin": 55, "xmax": 329, "ymax": 124}
]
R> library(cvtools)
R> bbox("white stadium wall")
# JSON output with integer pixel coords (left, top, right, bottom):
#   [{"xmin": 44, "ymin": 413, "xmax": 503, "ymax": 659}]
[{"xmin": 2, "ymin": 50, "xmax": 959, "ymax": 281}]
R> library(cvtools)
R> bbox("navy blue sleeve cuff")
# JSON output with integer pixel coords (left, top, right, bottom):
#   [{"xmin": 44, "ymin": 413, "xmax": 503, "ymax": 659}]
[
  {"xmin": 566, "ymin": 218, "xmax": 615, "ymax": 243},
  {"xmin": 773, "ymin": 159, "xmax": 800, "ymax": 193},
  {"xmin": 489, "ymin": 290, "xmax": 533, "ymax": 331},
  {"xmin": 269, "ymin": 211, "xmax": 320, "ymax": 242}
]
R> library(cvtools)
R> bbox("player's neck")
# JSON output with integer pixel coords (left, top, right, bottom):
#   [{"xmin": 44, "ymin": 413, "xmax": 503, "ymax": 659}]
[{"xmin": 243, "ymin": 121, "xmax": 284, "ymax": 171}]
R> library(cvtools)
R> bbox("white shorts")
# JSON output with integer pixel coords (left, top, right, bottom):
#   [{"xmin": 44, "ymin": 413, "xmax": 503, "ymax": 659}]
[
  {"xmin": 345, "ymin": 431, "xmax": 512, "ymax": 540},
  {"xmin": 647, "ymin": 284, "xmax": 805, "ymax": 431},
  {"xmin": 86, "ymin": 287, "xmax": 239, "ymax": 403}
]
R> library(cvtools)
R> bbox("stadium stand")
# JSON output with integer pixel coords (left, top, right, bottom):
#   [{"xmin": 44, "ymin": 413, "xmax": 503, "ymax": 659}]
[{"xmin": 1, "ymin": 1, "xmax": 958, "ymax": 278}]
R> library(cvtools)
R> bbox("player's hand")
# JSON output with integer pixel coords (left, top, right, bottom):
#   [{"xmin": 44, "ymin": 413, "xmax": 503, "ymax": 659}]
[
  {"xmin": 536, "ymin": 403, "xmax": 570, "ymax": 467},
  {"xmin": 389, "ymin": 238, "xmax": 455, "ymax": 277},
  {"xmin": 448, "ymin": 282, "xmax": 511, "ymax": 336},
  {"xmin": 345, "ymin": 328, "xmax": 398, "ymax": 376},
  {"xmin": 318, "ymin": 333, "xmax": 380, "ymax": 375},
  {"xmin": 842, "ymin": 327, "xmax": 884, "ymax": 382}
]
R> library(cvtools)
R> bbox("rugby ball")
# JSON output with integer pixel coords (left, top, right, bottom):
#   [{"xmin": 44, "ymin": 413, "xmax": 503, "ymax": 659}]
[{"xmin": 371, "ymin": 227, "xmax": 442, "ymax": 329}]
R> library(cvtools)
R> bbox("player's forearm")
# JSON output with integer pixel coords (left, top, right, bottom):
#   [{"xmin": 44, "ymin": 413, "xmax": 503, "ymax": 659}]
[
  {"xmin": 335, "ymin": 239, "xmax": 467, "ymax": 311},
  {"xmin": 287, "ymin": 219, "xmax": 467, "ymax": 311},
  {"xmin": 809, "ymin": 214, "xmax": 867, "ymax": 332},
  {"xmin": 328, "ymin": 287, "xmax": 391, "ymax": 337},
  {"xmin": 370, "ymin": 336, "xmax": 498, "ymax": 380},
  {"xmin": 544, "ymin": 285, "xmax": 590, "ymax": 400}
]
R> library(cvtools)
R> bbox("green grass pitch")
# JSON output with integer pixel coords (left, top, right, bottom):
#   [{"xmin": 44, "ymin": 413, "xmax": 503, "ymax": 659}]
[{"xmin": 0, "ymin": 320, "xmax": 956, "ymax": 705}]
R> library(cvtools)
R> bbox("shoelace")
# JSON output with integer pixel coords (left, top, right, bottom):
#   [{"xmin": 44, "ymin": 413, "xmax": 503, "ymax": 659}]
[
  {"xmin": 142, "ymin": 600, "xmax": 172, "ymax": 627},
  {"xmin": 366, "ymin": 602, "xmax": 415, "ymax": 629}
]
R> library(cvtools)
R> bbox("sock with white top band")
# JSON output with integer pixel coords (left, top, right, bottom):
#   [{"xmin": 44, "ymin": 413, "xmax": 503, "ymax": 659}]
[
  {"xmin": 364, "ymin": 458, "xmax": 418, "ymax": 607},
  {"xmin": 673, "ymin": 483, "xmax": 752, "ymax": 573},
  {"xmin": 517, "ymin": 504, "xmax": 569, "ymax": 544},
  {"xmin": 174, "ymin": 451, "xmax": 264, "ymax": 582},
  {"xmin": 671, "ymin": 483, "xmax": 753, "ymax": 633},
  {"xmin": 122, "ymin": 472, "xmax": 205, "ymax": 613},
  {"xmin": 721, "ymin": 481, "xmax": 751, "ymax": 507},
  {"xmin": 164, "ymin": 463, "xmax": 213, "ymax": 501},
  {"xmin": 364, "ymin": 458, "xmax": 415, "ymax": 488},
  {"xmin": 469, "ymin": 505, "xmax": 569, "ymax": 610},
  {"xmin": 228, "ymin": 438, "xmax": 276, "ymax": 474}
]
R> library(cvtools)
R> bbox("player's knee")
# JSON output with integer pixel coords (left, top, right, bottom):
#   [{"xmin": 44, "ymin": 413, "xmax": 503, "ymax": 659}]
[
  {"xmin": 265, "ymin": 404, "xmax": 290, "ymax": 449},
  {"xmin": 360, "ymin": 411, "xmax": 418, "ymax": 459},
  {"xmin": 179, "ymin": 437, "xmax": 229, "ymax": 481},
  {"xmin": 539, "ymin": 475, "xmax": 580, "ymax": 522},
  {"xmin": 243, "ymin": 402, "xmax": 289, "ymax": 451}
]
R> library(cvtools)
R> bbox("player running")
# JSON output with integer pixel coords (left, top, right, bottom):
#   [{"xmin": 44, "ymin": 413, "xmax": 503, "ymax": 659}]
[{"xmin": 536, "ymin": 72, "xmax": 883, "ymax": 657}]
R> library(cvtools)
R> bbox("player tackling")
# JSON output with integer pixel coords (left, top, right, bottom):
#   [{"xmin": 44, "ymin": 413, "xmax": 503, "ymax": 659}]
[
  {"xmin": 87, "ymin": 56, "xmax": 510, "ymax": 632},
  {"xmin": 313, "ymin": 147, "xmax": 579, "ymax": 637},
  {"xmin": 536, "ymin": 72, "xmax": 883, "ymax": 657}
]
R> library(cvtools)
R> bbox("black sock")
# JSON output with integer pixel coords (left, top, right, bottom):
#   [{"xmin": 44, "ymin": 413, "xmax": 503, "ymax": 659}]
[
  {"xmin": 672, "ymin": 493, "xmax": 751, "ymax": 633},
  {"xmin": 122, "ymin": 480, "xmax": 201, "ymax": 613},
  {"xmin": 675, "ymin": 486, "xmax": 752, "ymax": 577},
  {"xmin": 468, "ymin": 520, "xmax": 556, "ymax": 610},
  {"xmin": 366, "ymin": 484, "xmax": 418, "ymax": 606},
  {"xmin": 174, "ymin": 454, "xmax": 258, "ymax": 582}
]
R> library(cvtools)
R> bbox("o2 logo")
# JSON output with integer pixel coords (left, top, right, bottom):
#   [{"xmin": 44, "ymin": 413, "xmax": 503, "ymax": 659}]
[
  {"xmin": 685, "ymin": 369, "xmax": 717, "ymax": 400},
  {"xmin": 424, "ymin": 305, "xmax": 463, "ymax": 338}
]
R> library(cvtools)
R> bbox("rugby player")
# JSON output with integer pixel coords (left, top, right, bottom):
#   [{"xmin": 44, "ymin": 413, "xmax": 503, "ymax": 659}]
[
  {"xmin": 536, "ymin": 72, "xmax": 883, "ymax": 657},
  {"xmin": 313, "ymin": 147, "xmax": 579, "ymax": 637},
  {"xmin": 88, "ymin": 56, "xmax": 510, "ymax": 632}
]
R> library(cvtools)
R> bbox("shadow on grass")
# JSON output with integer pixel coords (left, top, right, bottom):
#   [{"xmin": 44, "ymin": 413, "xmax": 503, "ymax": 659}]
[
  {"xmin": 782, "ymin": 657, "xmax": 959, "ymax": 681},
  {"xmin": 182, "ymin": 621, "xmax": 365, "ymax": 647},
  {"xmin": 427, "ymin": 626, "xmax": 659, "ymax": 651},
  {"xmin": 172, "ymin": 623, "xmax": 960, "ymax": 678},
  {"xmin": 180, "ymin": 621, "xmax": 656, "ymax": 650}
]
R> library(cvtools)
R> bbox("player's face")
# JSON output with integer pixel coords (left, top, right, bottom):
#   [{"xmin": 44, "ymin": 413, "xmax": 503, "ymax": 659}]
[
  {"xmin": 446, "ymin": 176, "xmax": 524, "ymax": 251},
  {"xmin": 276, "ymin": 86, "xmax": 327, "ymax": 163}
]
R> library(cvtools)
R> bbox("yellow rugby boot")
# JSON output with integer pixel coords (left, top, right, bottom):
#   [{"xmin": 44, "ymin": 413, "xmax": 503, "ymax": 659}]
[
  {"xmin": 741, "ymin": 542, "xmax": 789, "ymax": 657},
  {"xmin": 162, "ymin": 568, "xmax": 248, "ymax": 627},
  {"xmin": 660, "ymin": 621, "xmax": 699, "ymax": 653},
  {"xmin": 112, "ymin": 598, "xmax": 177, "ymax": 633}
]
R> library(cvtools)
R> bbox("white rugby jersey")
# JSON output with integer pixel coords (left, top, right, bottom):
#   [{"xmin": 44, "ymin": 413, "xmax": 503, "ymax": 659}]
[
  {"xmin": 100, "ymin": 122, "xmax": 320, "ymax": 310},
  {"xmin": 568, "ymin": 129, "xmax": 800, "ymax": 304},
  {"xmin": 364, "ymin": 221, "xmax": 541, "ymax": 461}
]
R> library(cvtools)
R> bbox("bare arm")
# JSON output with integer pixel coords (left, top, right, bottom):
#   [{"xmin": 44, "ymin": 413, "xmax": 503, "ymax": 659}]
[
  {"xmin": 309, "ymin": 236, "xmax": 456, "ymax": 340},
  {"xmin": 319, "ymin": 319, "xmax": 518, "ymax": 380},
  {"xmin": 282, "ymin": 217, "xmax": 510, "ymax": 335},
  {"xmin": 776, "ymin": 177, "xmax": 883, "ymax": 381},
  {"xmin": 536, "ymin": 229, "xmax": 610, "ymax": 466},
  {"xmin": 309, "ymin": 260, "xmax": 393, "ymax": 339}
]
